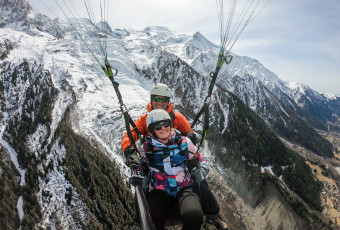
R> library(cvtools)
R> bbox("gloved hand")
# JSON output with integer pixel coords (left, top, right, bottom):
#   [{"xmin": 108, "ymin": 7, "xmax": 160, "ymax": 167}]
[
  {"xmin": 190, "ymin": 165, "xmax": 209, "ymax": 183},
  {"xmin": 124, "ymin": 145, "xmax": 139, "ymax": 166},
  {"xmin": 187, "ymin": 157, "xmax": 199, "ymax": 172},
  {"xmin": 129, "ymin": 175, "xmax": 149, "ymax": 189},
  {"xmin": 187, "ymin": 133, "xmax": 197, "ymax": 146}
]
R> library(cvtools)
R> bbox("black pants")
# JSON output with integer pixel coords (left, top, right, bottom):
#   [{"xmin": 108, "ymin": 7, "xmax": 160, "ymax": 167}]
[
  {"xmin": 133, "ymin": 180, "xmax": 219, "ymax": 226},
  {"xmin": 196, "ymin": 180, "xmax": 220, "ymax": 215},
  {"xmin": 147, "ymin": 187, "xmax": 203, "ymax": 230}
]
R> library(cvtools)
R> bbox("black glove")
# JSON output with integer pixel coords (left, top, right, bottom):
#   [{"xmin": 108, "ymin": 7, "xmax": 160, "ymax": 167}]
[
  {"xmin": 190, "ymin": 165, "xmax": 209, "ymax": 183},
  {"xmin": 187, "ymin": 157, "xmax": 199, "ymax": 172},
  {"xmin": 187, "ymin": 133, "xmax": 197, "ymax": 146},
  {"xmin": 124, "ymin": 145, "xmax": 139, "ymax": 166},
  {"xmin": 129, "ymin": 175, "xmax": 149, "ymax": 189}
]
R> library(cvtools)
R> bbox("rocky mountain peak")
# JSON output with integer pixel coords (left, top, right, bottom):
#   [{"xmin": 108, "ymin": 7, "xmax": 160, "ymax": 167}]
[
  {"xmin": 0, "ymin": 0, "xmax": 31, "ymax": 28},
  {"xmin": 95, "ymin": 21, "xmax": 113, "ymax": 35},
  {"xmin": 0, "ymin": 0, "xmax": 64, "ymax": 38},
  {"xmin": 193, "ymin": 31, "xmax": 216, "ymax": 47}
]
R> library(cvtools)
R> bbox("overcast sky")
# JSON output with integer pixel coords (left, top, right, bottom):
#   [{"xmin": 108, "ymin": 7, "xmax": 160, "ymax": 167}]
[{"xmin": 28, "ymin": 0, "xmax": 340, "ymax": 95}]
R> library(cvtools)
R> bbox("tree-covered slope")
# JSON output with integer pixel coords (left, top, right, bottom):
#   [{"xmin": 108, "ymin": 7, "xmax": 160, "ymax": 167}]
[{"xmin": 55, "ymin": 113, "xmax": 138, "ymax": 229}]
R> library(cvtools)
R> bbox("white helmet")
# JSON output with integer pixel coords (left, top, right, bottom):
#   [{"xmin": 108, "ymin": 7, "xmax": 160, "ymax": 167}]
[
  {"xmin": 150, "ymin": 84, "xmax": 172, "ymax": 98},
  {"xmin": 146, "ymin": 109, "xmax": 171, "ymax": 130}
]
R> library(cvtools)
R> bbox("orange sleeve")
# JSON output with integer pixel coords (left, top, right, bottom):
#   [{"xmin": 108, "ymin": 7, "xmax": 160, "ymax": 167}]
[
  {"xmin": 121, "ymin": 113, "xmax": 149, "ymax": 152},
  {"xmin": 173, "ymin": 112, "xmax": 192, "ymax": 134}
]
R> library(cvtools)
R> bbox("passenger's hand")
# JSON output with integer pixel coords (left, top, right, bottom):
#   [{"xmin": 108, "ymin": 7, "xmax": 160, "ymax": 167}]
[
  {"xmin": 129, "ymin": 175, "xmax": 149, "ymax": 189},
  {"xmin": 187, "ymin": 133, "xmax": 197, "ymax": 146},
  {"xmin": 190, "ymin": 165, "xmax": 209, "ymax": 183},
  {"xmin": 124, "ymin": 145, "xmax": 139, "ymax": 166}
]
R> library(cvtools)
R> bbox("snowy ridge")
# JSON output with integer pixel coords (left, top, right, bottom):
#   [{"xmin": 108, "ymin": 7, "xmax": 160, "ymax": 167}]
[{"xmin": 0, "ymin": 0, "xmax": 64, "ymax": 38}]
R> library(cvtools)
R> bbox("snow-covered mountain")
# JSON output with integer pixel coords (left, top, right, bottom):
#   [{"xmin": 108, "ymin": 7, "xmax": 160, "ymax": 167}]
[
  {"xmin": 0, "ymin": 0, "xmax": 64, "ymax": 38},
  {"xmin": 1, "ymin": 0, "xmax": 339, "ymax": 229}
]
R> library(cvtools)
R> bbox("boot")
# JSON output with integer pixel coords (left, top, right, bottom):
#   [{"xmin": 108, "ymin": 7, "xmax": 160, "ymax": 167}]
[{"xmin": 206, "ymin": 214, "xmax": 228, "ymax": 230}]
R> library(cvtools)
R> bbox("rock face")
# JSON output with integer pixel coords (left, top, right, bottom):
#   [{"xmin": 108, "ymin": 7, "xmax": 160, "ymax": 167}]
[
  {"xmin": 0, "ymin": 39, "xmax": 13, "ymax": 60},
  {"xmin": 0, "ymin": 0, "xmax": 64, "ymax": 38},
  {"xmin": 252, "ymin": 182, "xmax": 309, "ymax": 230},
  {"xmin": 199, "ymin": 168, "xmax": 311, "ymax": 230}
]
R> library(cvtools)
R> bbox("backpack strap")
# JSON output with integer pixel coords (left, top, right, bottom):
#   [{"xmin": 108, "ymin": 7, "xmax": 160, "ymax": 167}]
[{"xmin": 169, "ymin": 110, "xmax": 176, "ymax": 122}]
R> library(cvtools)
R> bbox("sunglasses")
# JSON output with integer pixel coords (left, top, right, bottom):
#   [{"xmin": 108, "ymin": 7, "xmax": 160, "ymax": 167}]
[
  {"xmin": 152, "ymin": 96, "xmax": 169, "ymax": 103},
  {"xmin": 153, "ymin": 120, "xmax": 171, "ymax": 131}
]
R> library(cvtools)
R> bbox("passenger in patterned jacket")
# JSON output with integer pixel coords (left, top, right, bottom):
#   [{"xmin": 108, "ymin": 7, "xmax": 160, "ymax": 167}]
[{"xmin": 143, "ymin": 109, "xmax": 209, "ymax": 230}]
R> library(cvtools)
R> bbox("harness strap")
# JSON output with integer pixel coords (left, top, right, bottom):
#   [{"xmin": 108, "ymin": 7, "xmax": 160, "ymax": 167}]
[
  {"xmin": 191, "ymin": 51, "xmax": 232, "ymax": 147},
  {"xmin": 102, "ymin": 59, "xmax": 141, "ymax": 153},
  {"xmin": 169, "ymin": 110, "xmax": 176, "ymax": 122}
]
